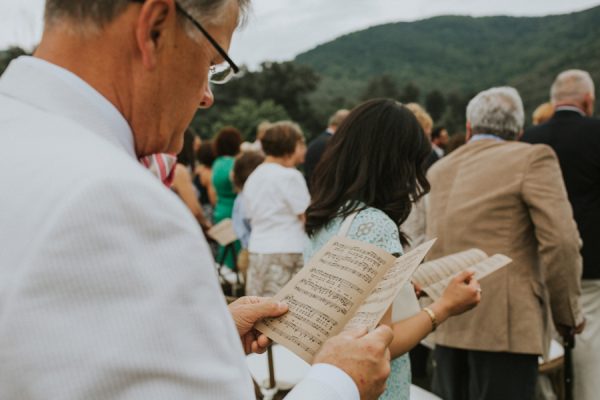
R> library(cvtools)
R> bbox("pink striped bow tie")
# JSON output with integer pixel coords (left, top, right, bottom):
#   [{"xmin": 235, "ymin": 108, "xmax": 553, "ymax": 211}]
[{"xmin": 140, "ymin": 153, "xmax": 177, "ymax": 187}]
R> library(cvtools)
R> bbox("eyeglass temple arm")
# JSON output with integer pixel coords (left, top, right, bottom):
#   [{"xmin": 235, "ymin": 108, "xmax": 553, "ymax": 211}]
[{"xmin": 129, "ymin": 0, "xmax": 239, "ymax": 74}]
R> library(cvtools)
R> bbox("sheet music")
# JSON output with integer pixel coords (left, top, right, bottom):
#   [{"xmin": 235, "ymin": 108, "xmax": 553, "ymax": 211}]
[
  {"xmin": 256, "ymin": 236, "xmax": 395, "ymax": 363},
  {"xmin": 422, "ymin": 253, "xmax": 512, "ymax": 300},
  {"xmin": 412, "ymin": 249, "xmax": 487, "ymax": 288},
  {"xmin": 344, "ymin": 239, "xmax": 437, "ymax": 331},
  {"xmin": 206, "ymin": 219, "xmax": 237, "ymax": 246}
]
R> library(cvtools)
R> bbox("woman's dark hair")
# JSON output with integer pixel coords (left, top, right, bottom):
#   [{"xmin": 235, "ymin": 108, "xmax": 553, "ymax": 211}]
[
  {"xmin": 197, "ymin": 141, "xmax": 216, "ymax": 167},
  {"xmin": 261, "ymin": 121, "xmax": 304, "ymax": 158},
  {"xmin": 177, "ymin": 129, "xmax": 196, "ymax": 167},
  {"xmin": 232, "ymin": 151, "xmax": 265, "ymax": 190},
  {"xmin": 214, "ymin": 126, "xmax": 242, "ymax": 157},
  {"xmin": 305, "ymin": 99, "xmax": 432, "ymax": 245}
]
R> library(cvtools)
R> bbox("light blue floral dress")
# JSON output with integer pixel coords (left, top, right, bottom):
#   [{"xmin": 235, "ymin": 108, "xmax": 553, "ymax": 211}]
[{"xmin": 305, "ymin": 206, "xmax": 411, "ymax": 400}]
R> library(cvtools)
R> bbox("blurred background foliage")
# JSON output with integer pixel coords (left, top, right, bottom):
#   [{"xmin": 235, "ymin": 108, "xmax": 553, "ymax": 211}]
[{"xmin": 2, "ymin": 6, "xmax": 598, "ymax": 141}]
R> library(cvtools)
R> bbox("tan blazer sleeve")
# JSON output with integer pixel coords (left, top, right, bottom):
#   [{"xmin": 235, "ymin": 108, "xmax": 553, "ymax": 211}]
[{"xmin": 521, "ymin": 144, "xmax": 583, "ymax": 327}]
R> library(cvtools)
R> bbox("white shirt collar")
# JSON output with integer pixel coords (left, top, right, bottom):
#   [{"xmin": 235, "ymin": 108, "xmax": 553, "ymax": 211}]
[
  {"xmin": 469, "ymin": 134, "xmax": 505, "ymax": 143},
  {"xmin": 0, "ymin": 56, "xmax": 136, "ymax": 159}
]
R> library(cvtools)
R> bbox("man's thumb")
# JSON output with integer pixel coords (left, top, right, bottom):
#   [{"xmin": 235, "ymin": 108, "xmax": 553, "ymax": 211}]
[
  {"xmin": 367, "ymin": 325, "xmax": 394, "ymax": 347},
  {"xmin": 251, "ymin": 300, "xmax": 288, "ymax": 319}
]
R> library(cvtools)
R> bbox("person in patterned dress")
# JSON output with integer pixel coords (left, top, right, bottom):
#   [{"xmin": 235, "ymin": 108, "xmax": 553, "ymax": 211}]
[{"xmin": 305, "ymin": 99, "xmax": 482, "ymax": 399}]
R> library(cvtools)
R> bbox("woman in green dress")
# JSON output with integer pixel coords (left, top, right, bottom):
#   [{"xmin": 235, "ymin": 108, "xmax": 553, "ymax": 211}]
[
  {"xmin": 305, "ymin": 99, "xmax": 482, "ymax": 399},
  {"xmin": 211, "ymin": 126, "xmax": 242, "ymax": 269}
]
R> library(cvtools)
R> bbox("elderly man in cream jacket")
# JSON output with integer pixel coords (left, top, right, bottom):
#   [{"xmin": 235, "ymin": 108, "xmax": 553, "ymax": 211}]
[{"xmin": 0, "ymin": 1, "xmax": 393, "ymax": 399}]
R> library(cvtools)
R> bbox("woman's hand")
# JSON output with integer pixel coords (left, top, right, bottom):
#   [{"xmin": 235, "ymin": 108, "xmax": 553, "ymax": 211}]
[
  {"xmin": 431, "ymin": 270, "xmax": 482, "ymax": 323},
  {"xmin": 412, "ymin": 281, "xmax": 424, "ymax": 299}
]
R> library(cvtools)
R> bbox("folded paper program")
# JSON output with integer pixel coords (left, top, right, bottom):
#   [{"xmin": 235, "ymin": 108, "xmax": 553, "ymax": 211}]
[{"xmin": 207, "ymin": 219, "xmax": 238, "ymax": 246}]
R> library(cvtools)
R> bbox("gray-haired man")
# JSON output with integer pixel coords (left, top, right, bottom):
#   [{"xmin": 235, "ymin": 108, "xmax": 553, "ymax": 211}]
[
  {"xmin": 0, "ymin": 1, "xmax": 392, "ymax": 399},
  {"xmin": 523, "ymin": 70, "xmax": 600, "ymax": 400},
  {"xmin": 426, "ymin": 87, "xmax": 584, "ymax": 400}
]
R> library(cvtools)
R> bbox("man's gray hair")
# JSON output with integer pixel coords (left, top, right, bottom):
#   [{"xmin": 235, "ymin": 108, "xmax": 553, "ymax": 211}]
[
  {"xmin": 45, "ymin": 0, "xmax": 250, "ymax": 32},
  {"xmin": 551, "ymin": 69, "xmax": 595, "ymax": 104},
  {"xmin": 328, "ymin": 109, "xmax": 349, "ymax": 128},
  {"xmin": 180, "ymin": 0, "xmax": 250, "ymax": 28},
  {"xmin": 466, "ymin": 87, "xmax": 524, "ymax": 141}
]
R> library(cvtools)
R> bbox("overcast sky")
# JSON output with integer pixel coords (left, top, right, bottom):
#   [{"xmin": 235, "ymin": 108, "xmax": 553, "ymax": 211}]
[{"xmin": 1, "ymin": 0, "xmax": 599, "ymax": 68}]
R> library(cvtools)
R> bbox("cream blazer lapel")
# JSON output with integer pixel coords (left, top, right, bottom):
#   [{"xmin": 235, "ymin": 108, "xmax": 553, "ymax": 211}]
[{"xmin": 0, "ymin": 56, "xmax": 135, "ymax": 158}]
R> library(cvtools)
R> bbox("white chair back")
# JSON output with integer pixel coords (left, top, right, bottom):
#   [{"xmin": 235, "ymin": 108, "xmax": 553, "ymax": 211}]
[{"xmin": 246, "ymin": 344, "xmax": 310, "ymax": 390}]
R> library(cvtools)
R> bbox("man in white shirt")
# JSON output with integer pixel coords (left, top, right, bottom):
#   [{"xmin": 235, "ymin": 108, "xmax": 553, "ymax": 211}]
[{"xmin": 0, "ymin": 1, "xmax": 393, "ymax": 399}]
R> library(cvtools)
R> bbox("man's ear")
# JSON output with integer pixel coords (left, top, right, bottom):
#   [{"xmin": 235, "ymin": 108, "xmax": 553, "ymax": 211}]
[
  {"xmin": 583, "ymin": 92, "xmax": 595, "ymax": 117},
  {"xmin": 465, "ymin": 120, "xmax": 472, "ymax": 141},
  {"xmin": 134, "ymin": 0, "xmax": 175, "ymax": 70}
]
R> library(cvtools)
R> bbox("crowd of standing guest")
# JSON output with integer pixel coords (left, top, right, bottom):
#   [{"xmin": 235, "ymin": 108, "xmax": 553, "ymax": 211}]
[
  {"xmin": 160, "ymin": 70, "xmax": 597, "ymax": 400},
  {"xmin": 135, "ymin": 67, "xmax": 598, "ymax": 400}
]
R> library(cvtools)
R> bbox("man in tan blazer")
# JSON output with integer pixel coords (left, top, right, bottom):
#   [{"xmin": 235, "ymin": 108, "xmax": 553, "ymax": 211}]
[{"xmin": 426, "ymin": 87, "xmax": 585, "ymax": 400}]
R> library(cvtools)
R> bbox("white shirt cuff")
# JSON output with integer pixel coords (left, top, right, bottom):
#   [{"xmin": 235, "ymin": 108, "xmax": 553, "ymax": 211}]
[{"xmin": 305, "ymin": 363, "xmax": 359, "ymax": 400}]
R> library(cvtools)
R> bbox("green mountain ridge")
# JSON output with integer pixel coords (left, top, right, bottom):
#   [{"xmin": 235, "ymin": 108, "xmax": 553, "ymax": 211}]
[{"xmin": 295, "ymin": 6, "xmax": 600, "ymax": 127}]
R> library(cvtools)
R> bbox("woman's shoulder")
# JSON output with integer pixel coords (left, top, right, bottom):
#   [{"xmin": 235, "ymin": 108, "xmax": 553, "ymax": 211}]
[
  {"xmin": 213, "ymin": 157, "xmax": 234, "ymax": 179},
  {"xmin": 263, "ymin": 164, "xmax": 302, "ymax": 179},
  {"xmin": 214, "ymin": 156, "xmax": 234, "ymax": 169},
  {"xmin": 280, "ymin": 167, "xmax": 308, "ymax": 189},
  {"xmin": 172, "ymin": 163, "xmax": 191, "ymax": 186},
  {"xmin": 261, "ymin": 165, "xmax": 307, "ymax": 191},
  {"xmin": 174, "ymin": 163, "xmax": 191, "ymax": 177},
  {"xmin": 354, "ymin": 207, "xmax": 395, "ymax": 226},
  {"xmin": 283, "ymin": 166, "xmax": 304, "ymax": 178},
  {"xmin": 349, "ymin": 208, "xmax": 402, "ymax": 254}
]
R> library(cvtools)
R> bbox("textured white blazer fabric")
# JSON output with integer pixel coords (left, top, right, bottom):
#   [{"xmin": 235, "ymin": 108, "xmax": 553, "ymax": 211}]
[
  {"xmin": 0, "ymin": 57, "xmax": 355, "ymax": 400},
  {"xmin": 0, "ymin": 57, "xmax": 254, "ymax": 399}
]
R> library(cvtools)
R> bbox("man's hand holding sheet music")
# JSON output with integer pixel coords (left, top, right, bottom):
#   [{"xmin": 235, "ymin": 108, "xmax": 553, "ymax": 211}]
[
  {"xmin": 436, "ymin": 270, "xmax": 482, "ymax": 318},
  {"xmin": 228, "ymin": 296, "xmax": 289, "ymax": 354},
  {"xmin": 314, "ymin": 325, "xmax": 394, "ymax": 400}
]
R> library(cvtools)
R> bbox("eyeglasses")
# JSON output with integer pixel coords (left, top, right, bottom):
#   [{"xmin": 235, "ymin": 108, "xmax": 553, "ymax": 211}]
[{"xmin": 131, "ymin": 0, "xmax": 239, "ymax": 84}]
